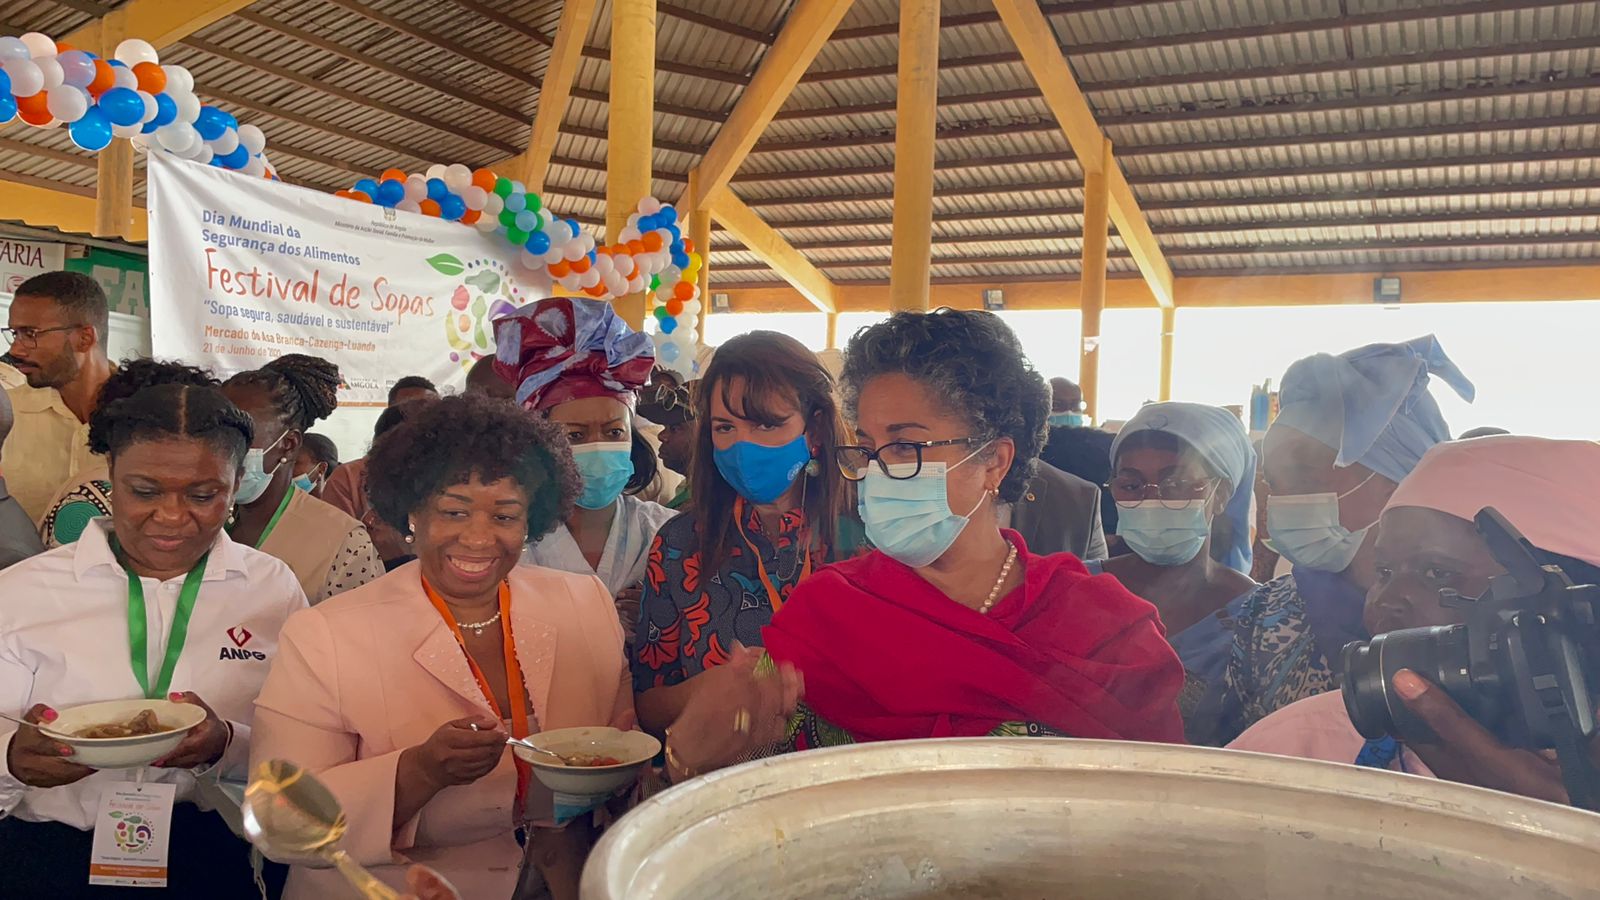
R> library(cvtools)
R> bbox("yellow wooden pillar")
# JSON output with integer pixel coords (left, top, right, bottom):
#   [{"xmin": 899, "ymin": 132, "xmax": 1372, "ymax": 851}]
[
  {"xmin": 1078, "ymin": 138, "xmax": 1112, "ymax": 423},
  {"xmin": 1158, "ymin": 305, "xmax": 1176, "ymax": 402},
  {"xmin": 607, "ymin": 0, "xmax": 655, "ymax": 329},
  {"xmin": 91, "ymin": 16, "xmax": 133, "ymax": 239},
  {"xmin": 888, "ymin": 0, "xmax": 939, "ymax": 312},
  {"xmin": 825, "ymin": 312, "xmax": 839, "ymax": 349},
  {"xmin": 690, "ymin": 204, "xmax": 711, "ymax": 344}
]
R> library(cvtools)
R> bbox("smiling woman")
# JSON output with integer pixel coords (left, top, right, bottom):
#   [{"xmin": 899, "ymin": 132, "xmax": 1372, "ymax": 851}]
[
  {"xmin": 251, "ymin": 394, "xmax": 638, "ymax": 900},
  {"xmin": 0, "ymin": 382, "xmax": 308, "ymax": 898}
]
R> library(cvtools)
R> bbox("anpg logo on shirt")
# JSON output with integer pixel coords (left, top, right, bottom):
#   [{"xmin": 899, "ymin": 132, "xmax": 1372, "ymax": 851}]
[{"xmin": 218, "ymin": 625, "xmax": 266, "ymax": 661}]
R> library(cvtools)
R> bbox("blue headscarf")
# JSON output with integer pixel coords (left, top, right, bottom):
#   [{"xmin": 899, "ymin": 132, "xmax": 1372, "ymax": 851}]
[
  {"xmin": 1273, "ymin": 335, "xmax": 1474, "ymax": 485},
  {"xmin": 1111, "ymin": 402, "xmax": 1257, "ymax": 574}
]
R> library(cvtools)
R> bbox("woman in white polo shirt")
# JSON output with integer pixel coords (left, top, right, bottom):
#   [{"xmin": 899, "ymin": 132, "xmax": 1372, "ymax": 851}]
[{"xmin": 0, "ymin": 382, "xmax": 307, "ymax": 898}]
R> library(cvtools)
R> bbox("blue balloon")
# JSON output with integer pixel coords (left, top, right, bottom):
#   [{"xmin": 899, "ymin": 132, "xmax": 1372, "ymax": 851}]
[
  {"xmin": 666, "ymin": 223, "xmax": 682, "ymax": 242},
  {"xmin": 661, "ymin": 317, "xmax": 678, "ymax": 334},
  {"xmin": 659, "ymin": 341, "xmax": 681, "ymax": 364},
  {"xmin": 374, "ymin": 179, "xmax": 404, "ymax": 207},
  {"xmin": 98, "ymin": 87, "xmax": 145, "ymax": 127},
  {"xmin": 671, "ymin": 252, "xmax": 689, "ymax": 269},
  {"xmin": 439, "ymin": 195, "xmax": 466, "ymax": 221},
  {"xmin": 565, "ymin": 218, "xmax": 580, "ymax": 236},
  {"xmin": 426, "ymin": 178, "xmax": 448, "ymax": 202},
  {"xmin": 217, "ymin": 110, "xmax": 238, "ymax": 131},
  {"xmin": 354, "ymin": 178, "xmax": 379, "ymax": 197},
  {"xmin": 514, "ymin": 210, "xmax": 538, "ymax": 232},
  {"xmin": 194, "ymin": 106, "xmax": 228, "ymax": 141},
  {"xmin": 218, "ymin": 144, "xmax": 250, "ymax": 170},
  {"xmin": 504, "ymin": 192, "xmax": 526, "ymax": 213},
  {"xmin": 69, "ymin": 106, "xmax": 113, "ymax": 151},
  {"xmin": 525, "ymin": 231, "xmax": 551, "ymax": 255},
  {"xmin": 107, "ymin": 59, "xmax": 127, "ymax": 68},
  {"xmin": 0, "ymin": 93, "xmax": 15, "ymax": 125},
  {"xmin": 658, "ymin": 206, "xmax": 678, "ymax": 225},
  {"xmin": 0, "ymin": 69, "xmax": 11, "ymax": 96},
  {"xmin": 588, "ymin": 249, "xmax": 596, "ymax": 263}
]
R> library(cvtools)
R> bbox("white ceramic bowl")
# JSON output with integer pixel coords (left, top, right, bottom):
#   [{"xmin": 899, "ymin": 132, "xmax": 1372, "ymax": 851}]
[
  {"xmin": 49, "ymin": 699, "xmax": 207, "ymax": 769},
  {"xmin": 513, "ymin": 727, "xmax": 660, "ymax": 795}
]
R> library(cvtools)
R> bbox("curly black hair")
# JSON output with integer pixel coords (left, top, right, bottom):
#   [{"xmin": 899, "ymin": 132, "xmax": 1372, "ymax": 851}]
[
  {"xmin": 99, "ymin": 358, "xmax": 220, "ymax": 411},
  {"xmin": 841, "ymin": 308, "xmax": 1049, "ymax": 503},
  {"xmin": 223, "ymin": 353, "xmax": 341, "ymax": 433},
  {"xmin": 88, "ymin": 383, "xmax": 255, "ymax": 468},
  {"xmin": 387, "ymin": 375, "xmax": 437, "ymax": 405},
  {"xmin": 365, "ymin": 394, "xmax": 580, "ymax": 542}
]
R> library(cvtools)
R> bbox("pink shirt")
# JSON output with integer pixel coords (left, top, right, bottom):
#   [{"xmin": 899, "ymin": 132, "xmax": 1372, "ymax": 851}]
[{"xmin": 1228, "ymin": 689, "xmax": 1434, "ymax": 777}]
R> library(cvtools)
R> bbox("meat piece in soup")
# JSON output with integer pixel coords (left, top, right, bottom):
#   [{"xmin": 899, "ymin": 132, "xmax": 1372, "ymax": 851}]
[{"xmin": 74, "ymin": 708, "xmax": 172, "ymax": 739}]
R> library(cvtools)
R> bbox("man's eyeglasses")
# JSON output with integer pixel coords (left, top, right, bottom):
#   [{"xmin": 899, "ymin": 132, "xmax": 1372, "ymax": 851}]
[
  {"xmin": 649, "ymin": 382, "xmax": 692, "ymax": 413},
  {"xmin": 3, "ymin": 325, "xmax": 83, "ymax": 347},
  {"xmin": 1107, "ymin": 475, "xmax": 1219, "ymax": 509},
  {"xmin": 837, "ymin": 438, "xmax": 983, "ymax": 482}
]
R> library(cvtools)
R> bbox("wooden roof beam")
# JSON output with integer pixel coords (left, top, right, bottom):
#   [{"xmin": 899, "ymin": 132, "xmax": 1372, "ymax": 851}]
[
  {"xmin": 516, "ymin": 0, "xmax": 596, "ymax": 192},
  {"xmin": 705, "ymin": 185, "xmax": 837, "ymax": 312},
  {"xmin": 64, "ymin": 0, "xmax": 258, "ymax": 48},
  {"xmin": 686, "ymin": 0, "xmax": 856, "ymax": 211},
  {"xmin": 0, "ymin": 173, "xmax": 148, "ymax": 242},
  {"xmin": 989, "ymin": 0, "xmax": 1171, "ymax": 305}
]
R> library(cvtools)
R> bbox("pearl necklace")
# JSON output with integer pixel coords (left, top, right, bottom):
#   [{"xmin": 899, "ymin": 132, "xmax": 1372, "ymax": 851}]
[
  {"xmin": 456, "ymin": 609, "xmax": 502, "ymax": 636},
  {"xmin": 978, "ymin": 544, "xmax": 1020, "ymax": 615}
]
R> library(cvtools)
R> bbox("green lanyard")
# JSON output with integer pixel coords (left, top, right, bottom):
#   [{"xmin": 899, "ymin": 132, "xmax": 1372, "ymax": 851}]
[
  {"xmin": 228, "ymin": 489, "xmax": 294, "ymax": 549},
  {"xmin": 123, "ymin": 554, "xmax": 210, "ymax": 700}
]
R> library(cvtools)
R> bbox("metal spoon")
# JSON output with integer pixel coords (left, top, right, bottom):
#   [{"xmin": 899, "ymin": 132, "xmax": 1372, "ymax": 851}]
[
  {"xmin": 243, "ymin": 759, "xmax": 401, "ymax": 900},
  {"xmin": 504, "ymin": 736, "xmax": 576, "ymax": 765},
  {"xmin": 0, "ymin": 709, "xmax": 75, "ymax": 741}
]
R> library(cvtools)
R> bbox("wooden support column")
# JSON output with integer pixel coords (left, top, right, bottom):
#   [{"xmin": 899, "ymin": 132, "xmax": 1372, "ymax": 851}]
[
  {"xmin": 607, "ymin": 0, "xmax": 655, "ymax": 329},
  {"xmin": 1078, "ymin": 138, "xmax": 1111, "ymax": 423},
  {"xmin": 1159, "ymin": 305, "xmax": 1176, "ymax": 402},
  {"xmin": 88, "ymin": 17, "xmax": 132, "ymax": 239},
  {"xmin": 888, "ymin": 0, "xmax": 939, "ymax": 311},
  {"xmin": 825, "ymin": 312, "xmax": 839, "ymax": 350},
  {"xmin": 520, "ymin": 0, "xmax": 596, "ymax": 193},
  {"xmin": 690, "ymin": 203, "xmax": 711, "ymax": 343}
]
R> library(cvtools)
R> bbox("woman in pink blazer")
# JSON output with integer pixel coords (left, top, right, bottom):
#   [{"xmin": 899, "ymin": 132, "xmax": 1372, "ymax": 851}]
[{"xmin": 253, "ymin": 395, "xmax": 634, "ymax": 899}]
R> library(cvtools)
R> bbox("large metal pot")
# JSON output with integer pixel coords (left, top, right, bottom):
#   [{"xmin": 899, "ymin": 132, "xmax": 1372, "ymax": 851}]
[{"xmin": 583, "ymin": 739, "xmax": 1600, "ymax": 899}]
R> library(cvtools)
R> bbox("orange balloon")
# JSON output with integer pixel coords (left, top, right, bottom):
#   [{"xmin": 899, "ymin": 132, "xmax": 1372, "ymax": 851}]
[
  {"xmin": 472, "ymin": 168, "xmax": 498, "ymax": 192},
  {"xmin": 349, "ymin": 190, "xmax": 373, "ymax": 204},
  {"xmin": 55, "ymin": 42, "xmax": 75, "ymax": 52},
  {"xmin": 585, "ymin": 285, "xmax": 607, "ymax": 298},
  {"xmin": 18, "ymin": 106, "xmax": 51, "ymax": 126},
  {"xmin": 17, "ymin": 92, "xmax": 49, "ymax": 119},
  {"xmin": 87, "ymin": 59, "xmax": 115, "ymax": 96},
  {"xmin": 665, "ymin": 299, "xmax": 685, "ymax": 316},
  {"xmin": 673, "ymin": 281, "xmax": 694, "ymax": 302},
  {"xmin": 641, "ymin": 232, "xmax": 664, "ymax": 253},
  {"xmin": 626, "ymin": 240, "xmax": 644, "ymax": 256},
  {"xmin": 681, "ymin": 239, "xmax": 695, "ymax": 254},
  {"xmin": 570, "ymin": 256, "xmax": 590, "ymax": 274},
  {"xmin": 419, "ymin": 199, "xmax": 441, "ymax": 217},
  {"xmin": 381, "ymin": 168, "xmax": 407, "ymax": 183},
  {"xmin": 595, "ymin": 245, "xmax": 613, "ymax": 256},
  {"xmin": 460, "ymin": 209, "xmax": 481, "ymax": 225},
  {"xmin": 133, "ymin": 61, "xmax": 166, "ymax": 94},
  {"xmin": 549, "ymin": 260, "xmax": 571, "ymax": 278}
]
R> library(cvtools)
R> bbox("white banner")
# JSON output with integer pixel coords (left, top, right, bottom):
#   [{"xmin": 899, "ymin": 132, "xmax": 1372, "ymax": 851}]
[
  {"xmin": 148, "ymin": 156, "xmax": 548, "ymax": 454},
  {"xmin": 0, "ymin": 236, "xmax": 66, "ymax": 294}
]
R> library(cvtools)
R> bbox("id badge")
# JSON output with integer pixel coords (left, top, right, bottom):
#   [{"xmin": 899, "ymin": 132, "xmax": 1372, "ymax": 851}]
[{"xmin": 89, "ymin": 780, "xmax": 177, "ymax": 888}]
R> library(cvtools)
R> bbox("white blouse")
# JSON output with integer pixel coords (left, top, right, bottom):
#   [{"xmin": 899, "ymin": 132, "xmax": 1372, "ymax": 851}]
[
  {"xmin": 523, "ymin": 494, "xmax": 678, "ymax": 596},
  {"xmin": 0, "ymin": 520, "xmax": 307, "ymax": 829}
]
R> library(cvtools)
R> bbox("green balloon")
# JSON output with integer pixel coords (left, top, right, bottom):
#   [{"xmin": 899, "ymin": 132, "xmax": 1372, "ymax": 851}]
[
  {"xmin": 526, "ymin": 193, "xmax": 541, "ymax": 213},
  {"xmin": 649, "ymin": 275, "xmax": 660, "ymax": 291},
  {"xmin": 507, "ymin": 226, "xmax": 529, "ymax": 245},
  {"xmin": 494, "ymin": 177, "xmax": 513, "ymax": 197},
  {"xmin": 499, "ymin": 209, "xmax": 517, "ymax": 227}
]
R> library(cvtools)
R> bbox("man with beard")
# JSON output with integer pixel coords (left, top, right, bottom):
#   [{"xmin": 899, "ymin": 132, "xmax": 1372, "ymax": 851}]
[{"xmin": 1, "ymin": 272, "xmax": 112, "ymax": 522}]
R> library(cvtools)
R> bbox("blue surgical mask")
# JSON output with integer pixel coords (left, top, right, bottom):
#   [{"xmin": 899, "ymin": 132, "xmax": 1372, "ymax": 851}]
[
  {"xmin": 1117, "ymin": 500, "xmax": 1210, "ymax": 566},
  {"xmin": 858, "ymin": 445, "xmax": 989, "ymax": 568},
  {"xmin": 571, "ymin": 442, "xmax": 635, "ymax": 510},
  {"xmin": 1264, "ymin": 475, "xmax": 1377, "ymax": 573},
  {"xmin": 235, "ymin": 430, "xmax": 289, "ymax": 505},
  {"xmin": 713, "ymin": 434, "xmax": 811, "ymax": 504},
  {"xmin": 1048, "ymin": 413, "xmax": 1087, "ymax": 428}
]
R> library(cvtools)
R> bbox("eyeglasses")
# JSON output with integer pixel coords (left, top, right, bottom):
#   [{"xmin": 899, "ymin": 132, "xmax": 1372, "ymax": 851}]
[
  {"xmin": 1107, "ymin": 475, "xmax": 1219, "ymax": 509},
  {"xmin": 649, "ymin": 382, "xmax": 692, "ymax": 413},
  {"xmin": 837, "ymin": 438, "xmax": 984, "ymax": 481},
  {"xmin": 3, "ymin": 324, "xmax": 83, "ymax": 347}
]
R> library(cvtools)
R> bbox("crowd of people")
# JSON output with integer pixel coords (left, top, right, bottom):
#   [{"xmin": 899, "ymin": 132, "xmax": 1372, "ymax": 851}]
[{"xmin": 0, "ymin": 269, "xmax": 1595, "ymax": 898}]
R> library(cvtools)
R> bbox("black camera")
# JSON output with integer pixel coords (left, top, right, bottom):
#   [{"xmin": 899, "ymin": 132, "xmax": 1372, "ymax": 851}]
[{"xmin": 1341, "ymin": 508, "xmax": 1600, "ymax": 810}]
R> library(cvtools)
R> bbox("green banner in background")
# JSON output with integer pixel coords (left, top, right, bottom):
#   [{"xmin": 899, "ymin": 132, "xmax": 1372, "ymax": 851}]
[{"xmin": 66, "ymin": 248, "xmax": 149, "ymax": 318}]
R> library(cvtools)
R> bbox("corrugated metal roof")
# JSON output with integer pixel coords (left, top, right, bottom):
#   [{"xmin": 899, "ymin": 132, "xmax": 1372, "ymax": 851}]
[{"xmin": 2, "ymin": 0, "xmax": 1597, "ymax": 287}]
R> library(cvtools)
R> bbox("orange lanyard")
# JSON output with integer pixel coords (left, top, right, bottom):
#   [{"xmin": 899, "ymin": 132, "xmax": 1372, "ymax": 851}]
[
  {"xmin": 421, "ymin": 578, "xmax": 532, "ymax": 811},
  {"xmin": 734, "ymin": 498, "xmax": 813, "ymax": 613}
]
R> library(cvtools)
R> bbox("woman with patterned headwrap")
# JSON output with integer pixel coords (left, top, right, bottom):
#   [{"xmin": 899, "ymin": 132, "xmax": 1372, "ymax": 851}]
[
  {"xmin": 495, "ymin": 298, "xmax": 675, "ymax": 636},
  {"xmin": 1185, "ymin": 336, "xmax": 1474, "ymax": 746}
]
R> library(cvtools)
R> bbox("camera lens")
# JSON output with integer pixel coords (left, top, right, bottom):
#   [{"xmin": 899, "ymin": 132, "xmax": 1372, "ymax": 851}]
[{"xmin": 1342, "ymin": 625, "xmax": 1472, "ymax": 744}]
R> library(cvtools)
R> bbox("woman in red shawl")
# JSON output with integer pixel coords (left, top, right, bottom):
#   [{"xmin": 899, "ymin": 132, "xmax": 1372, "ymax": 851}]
[{"xmin": 660, "ymin": 310, "xmax": 1184, "ymax": 776}]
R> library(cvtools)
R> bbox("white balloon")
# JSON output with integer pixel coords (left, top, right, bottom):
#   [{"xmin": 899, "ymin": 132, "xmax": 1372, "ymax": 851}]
[
  {"xmin": 477, "ymin": 215, "xmax": 500, "ymax": 233},
  {"xmin": 111, "ymin": 65, "xmax": 136, "ymax": 91},
  {"xmin": 193, "ymin": 144, "xmax": 214, "ymax": 164},
  {"xmin": 0, "ymin": 37, "xmax": 28, "ymax": 63},
  {"xmin": 244, "ymin": 157, "xmax": 267, "ymax": 177},
  {"xmin": 684, "ymin": 300, "xmax": 701, "ymax": 316},
  {"xmin": 583, "ymin": 270, "xmax": 603, "ymax": 289},
  {"xmin": 591, "ymin": 254, "xmax": 614, "ymax": 276},
  {"xmin": 424, "ymin": 163, "xmax": 447, "ymax": 180},
  {"xmin": 661, "ymin": 266, "xmax": 682, "ymax": 286},
  {"xmin": 542, "ymin": 247, "xmax": 564, "ymax": 265},
  {"xmin": 172, "ymin": 90, "xmax": 201, "ymax": 124},
  {"xmin": 620, "ymin": 225, "xmax": 642, "ymax": 243},
  {"xmin": 114, "ymin": 39, "xmax": 159, "ymax": 67},
  {"xmin": 112, "ymin": 122, "xmax": 143, "ymax": 138},
  {"xmin": 403, "ymin": 177, "xmax": 427, "ymax": 203},
  {"xmin": 562, "ymin": 242, "xmax": 586, "ymax": 263},
  {"xmin": 545, "ymin": 220, "xmax": 570, "ymax": 244},
  {"xmin": 482, "ymin": 192, "xmax": 504, "ymax": 216},
  {"xmin": 518, "ymin": 250, "xmax": 542, "ymax": 269},
  {"xmin": 637, "ymin": 196, "xmax": 663, "ymax": 216},
  {"xmin": 20, "ymin": 32, "xmax": 56, "ymax": 59},
  {"xmin": 444, "ymin": 163, "xmax": 471, "ymax": 189},
  {"xmin": 398, "ymin": 199, "xmax": 422, "ymax": 214},
  {"xmin": 4, "ymin": 59, "xmax": 43, "ymax": 97},
  {"xmin": 34, "ymin": 56, "xmax": 62, "ymax": 90},
  {"xmin": 210, "ymin": 128, "xmax": 239, "ymax": 154},
  {"xmin": 139, "ymin": 91, "xmax": 158, "ymax": 123},
  {"xmin": 45, "ymin": 85, "xmax": 87, "ymax": 122},
  {"xmin": 157, "ymin": 121, "xmax": 195, "ymax": 153},
  {"xmin": 237, "ymin": 123, "xmax": 266, "ymax": 154},
  {"xmin": 613, "ymin": 254, "xmax": 635, "ymax": 277},
  {"xmin": 462, "ymin": 185, "xmax": 487, "ymax": 209},
  {"xmin": 161, "ymin": 64, "xmax": 194, "ymax": 93}
]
